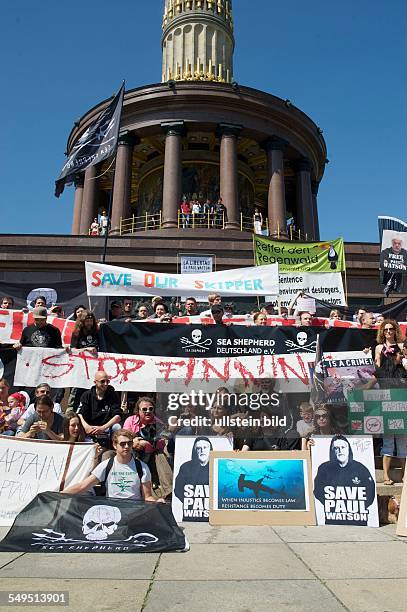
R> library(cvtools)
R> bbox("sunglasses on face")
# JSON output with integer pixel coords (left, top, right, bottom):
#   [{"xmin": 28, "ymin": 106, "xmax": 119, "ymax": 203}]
[
  {"xmin": 141, "ymin": 407, "xmax": 154, "ymax": 413},
  {"xmin": 315, "ymin": 414, "xmax": 328, "ymax": 419},
  {"xmin": 98, "ymin": 379, "xmax": 110, "ymax": 384},
  {"xmin": 118, "ymin": 441, "xmax": 133, "ymax": 448},
  {"xmin": 384, "ymin": 327, "xmax": 395, "ymax": 331}
]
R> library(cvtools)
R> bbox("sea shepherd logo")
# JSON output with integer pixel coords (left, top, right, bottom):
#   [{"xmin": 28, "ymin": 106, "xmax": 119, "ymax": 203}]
[{"xmin": 180, "ymin": 329, "xmax": 212, "ymax": 353}]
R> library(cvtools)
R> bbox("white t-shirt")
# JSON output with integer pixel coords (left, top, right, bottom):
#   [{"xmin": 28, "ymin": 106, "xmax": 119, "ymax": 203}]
[{"xmin": 92, "ymin": 457, "xmax": 151, "ymax": 500}]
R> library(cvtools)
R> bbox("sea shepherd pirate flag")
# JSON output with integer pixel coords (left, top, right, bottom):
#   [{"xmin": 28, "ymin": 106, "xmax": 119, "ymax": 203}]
[{"xmin": 55, "ymin": 82, "xmax": 125, "ymax": 197}]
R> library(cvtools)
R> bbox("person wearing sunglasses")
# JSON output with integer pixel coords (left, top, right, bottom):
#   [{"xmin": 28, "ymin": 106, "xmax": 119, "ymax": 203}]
[
  {"xmin": 123, "ymin": 397, "xmax": 172, "ymax": 499},
  {"xmin": 77, "ymin": 370, "xmax": 122, "ymax": 449},
  {"xmin": 372, "ymin": 320, "xmax": 407, "ymax": 485},
  {"xmin": 63, "ymin": 428, "xmax": 164, "ymax": 502}
]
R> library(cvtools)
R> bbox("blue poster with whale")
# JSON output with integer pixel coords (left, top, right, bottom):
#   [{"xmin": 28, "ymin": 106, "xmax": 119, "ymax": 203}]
[{"xmin": 213, "ymin": 457, "xmax": 309, "ymax": 511}]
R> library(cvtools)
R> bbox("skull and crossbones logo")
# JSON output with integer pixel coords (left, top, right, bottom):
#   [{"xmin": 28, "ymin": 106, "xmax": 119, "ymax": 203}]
[
  {"xmin": 180, "ymin": 329, "xmax": 212, "ymax": 352},
  {"xmin": 285, "ymin": 332, "xmax": 316, "ymax": 353},
  {"xmin": 82, "ymin": 505, "xmax": 121, "ymax": 541}
]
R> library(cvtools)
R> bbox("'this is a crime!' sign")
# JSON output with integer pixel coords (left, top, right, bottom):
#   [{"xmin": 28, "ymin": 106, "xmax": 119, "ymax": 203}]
[{"xmin": 254, "ymin": 236, "xmax": 345, "ymax": 273}]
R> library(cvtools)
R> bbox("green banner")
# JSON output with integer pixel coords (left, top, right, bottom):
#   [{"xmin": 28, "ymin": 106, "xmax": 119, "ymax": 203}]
[
  {"xmin": 347, "ymin": 388, "xmax": 407, "ymax": 435},
  {"xmin": 253, "ymin": 236, "xmax": 345, "ymax": 272}
]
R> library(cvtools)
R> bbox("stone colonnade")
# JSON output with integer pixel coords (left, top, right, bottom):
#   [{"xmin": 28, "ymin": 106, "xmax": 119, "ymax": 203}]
[{"xmin": 72, "ymin": 122, "xmax": 319, "ymax": 239}]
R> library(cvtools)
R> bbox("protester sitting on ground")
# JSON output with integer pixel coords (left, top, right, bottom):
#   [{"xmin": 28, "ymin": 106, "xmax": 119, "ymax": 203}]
[
  {"xmin": 77, "ymin": 371, "xmax": 122, "ymax": 447},
  {"xmin": 297, "ymin": 311, "xmax": 313, "ymax": 327},
  {"xmin": 200, "ymin": 293, "xmax": 222, "ymax": 316},
  {"xmin": 0, "ymin": 392, "xmax": 26, "ymax": 435},
  {"xmin": 124, "ymin": 398, "xmax": 173, "ymax": 499},
  {"xmin": 63, "ymin": 410, "xmax": 88, "ymax": 442},
  {"xmin": 329, "ymin": 309, "xmax": 342, "ymax": 320},
  {"xmin": 253, "ymin": 311, "xmax": 267, "ymax": 326},
  {"xmin": 18, "ymin": 395, "xmax": 64, "ymax": 441},
  {"xmin": 360, "ymin": 312, "xmax": 376, "ymax": 329},
  {"xmin": 17, "ymin": 383, "xmax": 62, "ymax": 430},
  {"xmin": 63, "ymin": 428, "xmax": 165, "ymax": 502},
  {"xmin": 296, "ymin": 402, "xmax": 314, "ymax": 438},
  {"xmin": 136, "ymin": 303, "xmax": 150, "ymax": 319},
  {"xmin": 13, "ymin": 306, "xmax": 63, "ymax": 350},
  {"xmin": 1, "ymin": 296, "xmax": 14, "ymax": 309},
  {"xmin": 108, "ymin": 301, "xmax": 123, "ymax": 321}
]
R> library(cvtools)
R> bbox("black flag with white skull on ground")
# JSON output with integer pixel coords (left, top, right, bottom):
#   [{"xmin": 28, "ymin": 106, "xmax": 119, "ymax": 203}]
[
  {"xmin": 55, "ymin": 83, "xmax": 125, "ymax": 197},
  {"xmin": 0, "ymin": 492, "xmax": 189, "ymax": 553}
]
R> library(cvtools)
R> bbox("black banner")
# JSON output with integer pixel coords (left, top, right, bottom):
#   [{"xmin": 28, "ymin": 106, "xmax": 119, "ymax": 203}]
[
  {"xmin": 55, "ymin": 83, "xmax": 124, "ymax": 197},
  {"xmin": 0, "ymin": 492, "xmax": 188, "ymax": 553},
  {"xmin": 99, "ymin": 321, "xmax": 374, "ymax": 358}
]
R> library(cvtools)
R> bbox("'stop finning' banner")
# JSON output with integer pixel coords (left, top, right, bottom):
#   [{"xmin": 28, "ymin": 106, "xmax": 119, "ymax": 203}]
[
  {"xmin": 253, "ymin": 236, "xmax": 346, "ymax": 273},
  {"xmin": 85, "ymin": 262, "xmax": 279, "ymax": 298}
]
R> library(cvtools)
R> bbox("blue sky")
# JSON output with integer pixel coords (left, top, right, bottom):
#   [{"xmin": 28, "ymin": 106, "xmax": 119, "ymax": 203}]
[{"xmin": 1, "ymin": 0, "xmax": 405, "ymax": 242}]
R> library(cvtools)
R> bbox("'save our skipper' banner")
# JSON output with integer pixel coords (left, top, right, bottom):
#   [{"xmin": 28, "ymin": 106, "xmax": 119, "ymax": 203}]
[
  {"xmin": 85, "ymin": 261, "xmax": 279, "ymax": 298},
  {"xmin": 254, "ymin": 236, "xmax": 345, "ymax": 272},
  {"xmin": 0, "ymin": 437, "xmax": 95, "ymax": 526}
]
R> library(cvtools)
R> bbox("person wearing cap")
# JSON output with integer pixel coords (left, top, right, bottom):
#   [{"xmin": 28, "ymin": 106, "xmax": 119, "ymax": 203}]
[
  {"xmin": 13, "ymin": 307, "xmax": 63, "ymax": 350},
  {"xmin": 50, "ymin": 305, "xmax": 65, "ymax": 319}
]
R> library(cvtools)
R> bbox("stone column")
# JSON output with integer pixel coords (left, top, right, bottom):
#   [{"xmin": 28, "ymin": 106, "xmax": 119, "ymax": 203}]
[
  {"xmin": 71, "ymin": 175, "xmax": 84, "ymax": 235},
  {"xmin": 218, "ymin": 123, "xmax": 242, "ymax": 230},
  {"xmin": 263, "ymin": 137, "xmax": 288, "ymax": 238},
  {"xmin": 311, "ymin": 180, "xmax": 320, "ymax": 241},
  {"xmin": 161, "ymin": 121, "xmax": 185, "ymax": 228},
  {"xmin": 110, "ymin": 132, "xmax": 138, "ymax": 234},
  {"xmin": 296, "ymin": 158, "xmax": 314, "ymax": 240},
  {"xmin": 79, "ymin": 164, "xmax": 99, "ymax": 235}
]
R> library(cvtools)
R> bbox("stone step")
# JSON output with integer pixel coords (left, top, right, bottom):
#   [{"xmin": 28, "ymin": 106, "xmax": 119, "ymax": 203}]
[
  {"xmin": 375, "ymin": 467, "xmax": 404, "ymax": 483},
  {"xmin": 376, "ymin": 482, "xmax": 403, "ymax": 497}
]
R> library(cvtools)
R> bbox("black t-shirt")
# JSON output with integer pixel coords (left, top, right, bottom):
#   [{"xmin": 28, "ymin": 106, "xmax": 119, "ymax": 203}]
[
  {"xmin": 20, "ymin": 323, "xmax": 63, "ymax": 348},
  {"xmin": 70, "ymin": 331, "xmax": 99, "ymax": 349},
  {"xmin": 77, "ymin": 386, "xmax": 122, "ymax": 426}
]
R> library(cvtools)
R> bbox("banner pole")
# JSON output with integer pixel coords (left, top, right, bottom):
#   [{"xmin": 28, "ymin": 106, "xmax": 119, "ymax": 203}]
[
  {"xmin": 343, "ymin": 268, "xmax": 349, "ymax": 305},
  {"xmin": 101, "ymin": 155, "xmax": 117, "ymax": 264}
]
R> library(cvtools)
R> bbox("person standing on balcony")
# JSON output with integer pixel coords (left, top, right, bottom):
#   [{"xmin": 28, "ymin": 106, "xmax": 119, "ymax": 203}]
[
  {"xmin": 215, "ymin": 198, "xmax": 227, "ymax": 228},
  {"xmin": 99, "ymin": 210, "xmax": 109, "ymax": 235},
  {"xmin": 192, "ymin": 199, "xmax": 200, "ymax": 226},
  {"xmin": 180, "ymin": 197, "xmax": 191, "ymax": 228},
  {"xmin": 253, "ymin": 207, "xmax": 263, "ymax": 234}
]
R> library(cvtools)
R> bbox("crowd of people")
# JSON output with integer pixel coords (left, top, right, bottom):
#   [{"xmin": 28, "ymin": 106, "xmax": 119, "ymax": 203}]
[{"xmin": 1, "ymin": 291, "xmax": 406, "ymax": 503}]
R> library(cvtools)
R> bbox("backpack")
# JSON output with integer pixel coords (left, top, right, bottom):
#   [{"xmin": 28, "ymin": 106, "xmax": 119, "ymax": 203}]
[{"xmin": 97, "ymin": 456, "xmax": 143, "ymax": 497}]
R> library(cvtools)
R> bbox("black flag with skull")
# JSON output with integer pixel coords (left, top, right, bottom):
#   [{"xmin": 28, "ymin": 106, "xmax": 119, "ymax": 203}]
[{"xmin": 55, "ymin": 82, "xmax": 125, "ymax": 197}]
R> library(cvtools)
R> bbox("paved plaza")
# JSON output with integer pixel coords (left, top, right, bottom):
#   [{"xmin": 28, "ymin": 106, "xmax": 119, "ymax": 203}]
[{"xmin": 0, "ymin": 522, "xmax": 406, "ymax": 611}]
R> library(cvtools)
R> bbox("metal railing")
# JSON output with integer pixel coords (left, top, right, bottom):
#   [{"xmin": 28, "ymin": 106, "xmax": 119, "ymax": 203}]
[{"xmin": 119, "ymin": 210, "xmax": 307, "ymax": 240}]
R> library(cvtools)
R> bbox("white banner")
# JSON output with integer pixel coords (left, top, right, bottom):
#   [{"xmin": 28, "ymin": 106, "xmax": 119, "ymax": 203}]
[
  {"xmin": 266, "ymin": 272, "xmax": 346, "ymax": 306},
  {"xmin": 85, "ymin": 261, "xmax": 279, "ymax": 298},
  {"xmin": 311, "ymin": 435, "xmax": 379, "ymax": 527},
  {"xmin": 172, "ymin": 436, "xmax": 232, "ymax": 523},
  {"xmin": 0, "ymin": 309, "xmax": 75, "ymax": 345},
  {"xmin": 0, "ymin": 437, "xmax": 95, "ymax": 526},
  {"xmin": 15, "ymin": 347, "xmax": 315, "ymax": 392}
]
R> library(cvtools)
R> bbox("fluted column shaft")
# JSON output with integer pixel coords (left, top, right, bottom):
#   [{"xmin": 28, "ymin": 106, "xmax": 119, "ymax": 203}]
[
  {"xmin": 161, "ymin": 122, "xmax": 185, "ymax": 228},
  {"xmin": 71, "ymin": 175, "xmax": 84, "ymax": 235},
  {"xmin": 111, "ymin": 132, "xmax": 138, "ymax": 234},
  {"xmin": 218, "ymin": 123, "xmax": 241, "ymax": 230},
  {"xmin": 79, "ymin": 165, "xmax": 99, "ymax": 235}
]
